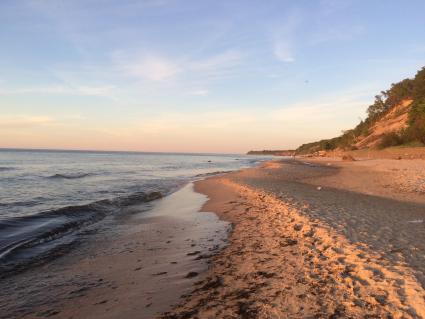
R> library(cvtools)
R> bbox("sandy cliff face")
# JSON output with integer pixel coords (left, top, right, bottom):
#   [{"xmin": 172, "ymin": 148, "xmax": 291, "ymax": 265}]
[{"xmin": 355, "ymin": 99, "xmax": 413, "ymax": 149}]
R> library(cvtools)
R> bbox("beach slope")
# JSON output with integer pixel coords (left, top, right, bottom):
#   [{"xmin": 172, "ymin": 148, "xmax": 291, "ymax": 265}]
[{"xmin": 162, "ymin": 159, "xmax": 425, "ymax": 318}]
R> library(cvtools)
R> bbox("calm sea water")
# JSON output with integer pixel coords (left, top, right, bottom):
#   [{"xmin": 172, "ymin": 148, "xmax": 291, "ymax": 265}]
[{"xmin": 0, "ymin": 149, "xmax": 265, "ymax": 276}]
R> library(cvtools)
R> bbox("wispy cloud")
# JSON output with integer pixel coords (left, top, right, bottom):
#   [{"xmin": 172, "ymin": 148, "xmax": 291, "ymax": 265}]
[
  {"xmin": 190, "ymin": 50, "xmax": 241, "ymax": 71},
  {"xmin": 189, "ymin": 89, "xmax": 209, "ymax": 96},
  {"xmin": 271, "ymin": 12, "xmax": 300, "ymax": 63},
  {"xmin": 115, "ymin": 92, "xmax": 368, "ymax": 151},
  {"xmin": 112, "ymin": 49, "xmax": 242, "ymax": 83},
  {"xmin": 309, "ymin": 25, "xmax": 364, "ymax": 45},
  {"xmin": 0, "ymin": 48, "xmax": 242, "ymax": 102},
  {"xmin": 272, "ymin": 96, "xmax": 366, "ymax": 126},
  {"xmin": 270, "ymin": 3, "xmax": 362, "ymax": 63},
  {"xmin": 135, "ymin": 111, "xmax": 257, "ymax": 136},
  {"xmin": 0, "ymin": 88, "xmax": 371, "ymax": 152},
  {"xmin": 116, "ymin": 54, "xmax": 181, "ymax": 81},
  {"xmin": 273, "ymin": 39, "xmax": 294, "ymax": 63},
  {"xmin": 0, "ymin": 115, "xmax": 56, "ymax": 128},
  {"xmin": 0, "ymin": 86, "xmax": 69, "ymax": 95},
  {"xmin": 132, "ymin": 90, "xmax": 368, "ymax": 144},
  {"xmin": 0, "ymin": 85, "xmax": 116, "ymax": 97},
  {"xmin": 188, "ymin": 50, "xmax": 242, "ymax": 81},
  {"xmin": 76, "ymin": 85, "xmax": 116, "ymax": 96},
  {"xmin": 319, "ymin": 0, "xmax": 353, "ymax": 16}
]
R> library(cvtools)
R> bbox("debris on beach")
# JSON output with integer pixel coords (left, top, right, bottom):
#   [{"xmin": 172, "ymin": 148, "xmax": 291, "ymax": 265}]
[
  {"xmin": 407, "ymin": 219, "xmax": 423, "ymax": 224},
  {"xmin": 342, "ymin": 155, "xmax": 356, "ymax": 161},
  {"xmin": 185, "ymin": 272, "xmax": 199, "ymax": 278}
]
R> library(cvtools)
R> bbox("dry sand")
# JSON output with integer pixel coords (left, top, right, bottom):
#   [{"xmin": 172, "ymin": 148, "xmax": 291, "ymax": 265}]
[
  {"xmin": 302, "ymin": 157, "xmax": 425, "ymax": 201},
  {"xmin": 327, "ymin": 146, "xmax": 425, "ymax": 160},
  {"xmin": 162, "ymin": 158, "xmax": 425, "ymax": 318}
]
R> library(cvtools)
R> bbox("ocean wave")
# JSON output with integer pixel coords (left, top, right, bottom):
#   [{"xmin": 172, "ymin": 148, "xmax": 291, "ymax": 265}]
[
  {"xmin": 0, "ymin": 199, "xmax": 41, "ymax": 208},
  {"xmin": 0, "ymin": 167, "xmax": 15, "ymax": 171},
  {"xmin": 47, "ymin": 173, "xmax": 94, "ymax": 179},
  {"xmin": 0, "ymin": 190, "xmax": 163, "ymax": 278},
  {"xmin": 110, "ymin": 191, "xmax": 163, "ymax": 207}
]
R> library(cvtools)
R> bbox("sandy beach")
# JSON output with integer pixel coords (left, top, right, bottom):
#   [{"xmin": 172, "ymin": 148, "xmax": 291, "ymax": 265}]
[
  {"xmin": 163, "ymin": 158, "xmax": 425, "ymax": 318},
  {"xmin": 2, "ymin": 157, "xmax": 425, "ymax": 318}
]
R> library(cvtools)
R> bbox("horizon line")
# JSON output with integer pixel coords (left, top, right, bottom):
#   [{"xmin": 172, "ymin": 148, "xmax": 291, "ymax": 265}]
[{"xmin": 0, "ymin": 147, "xmax": 247, "ymax": 156}]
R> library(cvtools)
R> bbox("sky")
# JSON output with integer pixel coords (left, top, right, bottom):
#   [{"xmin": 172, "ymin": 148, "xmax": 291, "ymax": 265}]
[{"xmin": 1, "ymin": 0, "xmax": 424, "ymax": 153}]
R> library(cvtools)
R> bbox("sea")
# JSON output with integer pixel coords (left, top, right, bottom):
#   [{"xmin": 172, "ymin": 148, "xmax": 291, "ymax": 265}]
[{"xmin": 0, "ymin": 149, "xmax": 266, "ymax": 277}]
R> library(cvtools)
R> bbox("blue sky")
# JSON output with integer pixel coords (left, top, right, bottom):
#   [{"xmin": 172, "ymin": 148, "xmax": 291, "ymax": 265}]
[{"xmin": 1, "ymin": 0, "xmax": 424, "ymax": 152}]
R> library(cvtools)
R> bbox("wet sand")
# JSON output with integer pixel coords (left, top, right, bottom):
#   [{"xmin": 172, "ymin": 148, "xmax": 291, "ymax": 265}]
[
  {"xmin": 163, "ymin": 159, "xmax": 425, "ymax": 318},
  {"xmin": 0, "ymin": 183, "xmax": 229, "ymax": 319}
]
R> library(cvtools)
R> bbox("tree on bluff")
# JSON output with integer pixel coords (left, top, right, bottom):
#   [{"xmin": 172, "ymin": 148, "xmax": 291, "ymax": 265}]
[
  {"xmin": 413, "ymin": 67, "xmax": 425, "ymax": 100},
  {"xmin": 367, "ymin": 95, "xmax": 386, "ymax": 119}
]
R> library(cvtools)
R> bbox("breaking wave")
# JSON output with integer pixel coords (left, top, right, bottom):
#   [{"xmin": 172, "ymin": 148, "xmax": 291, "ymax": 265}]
[
  {"xmin": 0, "ymin": 191, "xmax": 163, "ymax": 278},
  {"xmin": 47, "ymin": 173, "xmax": 94, "ymax": 179}
]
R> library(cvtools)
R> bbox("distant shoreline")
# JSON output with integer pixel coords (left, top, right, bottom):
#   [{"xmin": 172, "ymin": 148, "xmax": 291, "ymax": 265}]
[{"xmin": 247, "ymin": 149, "xmax": 295, "ymax": 156}]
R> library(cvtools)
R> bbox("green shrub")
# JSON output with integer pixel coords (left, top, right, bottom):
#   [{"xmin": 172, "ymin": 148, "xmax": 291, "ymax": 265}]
[
  {"xmin": 413, "ymin": 67, "xmax": 425, "ymax": 100},
  {"xmin": 403, "ymin": 99, "xmax": 425, "ymax": 144},
  {"xmin": 409, "ymin": 115, "xmax": 425, "ymax": 144},
  {"xmin": 379, "ymin": 132, "xmax": 403, "ymax": 148},
  {"xmin": 323, "ymin": 141, "xmax": 335, "ymax": 150}
]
